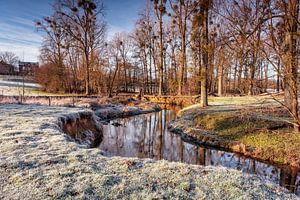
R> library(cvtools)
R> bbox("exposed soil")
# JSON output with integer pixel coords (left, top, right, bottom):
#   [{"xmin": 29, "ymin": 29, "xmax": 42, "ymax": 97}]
[{"xmin": 61, "ymin": 112, "xmax": 103, "ymax": 148}]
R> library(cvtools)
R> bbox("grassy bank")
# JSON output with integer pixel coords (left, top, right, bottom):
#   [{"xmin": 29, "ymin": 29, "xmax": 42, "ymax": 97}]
[{"xmin": 172, "ymin": 95, "xmax": 300, "ymax": 168}]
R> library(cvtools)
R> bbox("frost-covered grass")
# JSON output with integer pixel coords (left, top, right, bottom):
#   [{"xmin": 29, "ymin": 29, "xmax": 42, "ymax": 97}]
[
  {"xmin": 0, "ymin": 77, "xmax": 71, "ymax": 96},
  {"xmin": 0, "ymin": 85, "xmax": 73, "ymax": 96},
  {"xmin": 0, "ymin": 104, "xmax": 298, "ymax": 199}
]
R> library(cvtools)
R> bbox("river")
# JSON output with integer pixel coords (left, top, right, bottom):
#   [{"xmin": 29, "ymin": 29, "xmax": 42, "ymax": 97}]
[{"xmin": 99, "ymin": 109, "xmax": 300, "ymax": 196}]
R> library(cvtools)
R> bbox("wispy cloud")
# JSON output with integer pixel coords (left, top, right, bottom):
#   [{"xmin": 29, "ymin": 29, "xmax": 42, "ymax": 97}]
[
  {"xmin": 0, "ymin": 22, "xmax": 41, "ymax": 44},
  {"xmin": 0, "ymin": 19, "xmax": 41, "ymax": 62},
  {"xmin": 0, "ymin": 0, "xmax": 145, "ymax": 62},
  {"xmin": 0, "ymin": 41, "xmax": 40, "ymax": 62},
  {"xmin": 0, "ymin": 0, "xmax": 50, "ymax": 62},
  {"xmin": 8, "ymin": 17, "xmax": 37, "ymax": 28}
]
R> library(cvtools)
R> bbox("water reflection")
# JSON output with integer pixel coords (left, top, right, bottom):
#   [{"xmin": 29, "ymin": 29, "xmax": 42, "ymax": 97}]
[{"xmin": 100, "ymin": 110, "xmax": 300, "ymax": 196}]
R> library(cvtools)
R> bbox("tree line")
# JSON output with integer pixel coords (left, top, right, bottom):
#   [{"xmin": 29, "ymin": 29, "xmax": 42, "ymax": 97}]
[{"xmin": 36, "ymin": 0, "xmax": 300, "ymax": 131}]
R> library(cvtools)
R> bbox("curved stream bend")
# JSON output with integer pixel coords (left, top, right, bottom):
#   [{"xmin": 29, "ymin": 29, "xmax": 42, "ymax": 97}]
[{"xmin": 100, "ymin": 109, "xmax": 300, "ymax": 196}]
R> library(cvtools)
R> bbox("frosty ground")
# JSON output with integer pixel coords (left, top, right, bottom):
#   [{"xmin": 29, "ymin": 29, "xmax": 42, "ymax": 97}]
[{"xmin": 0, "ymin": 104, "xmax": 298, "ymax": 199}]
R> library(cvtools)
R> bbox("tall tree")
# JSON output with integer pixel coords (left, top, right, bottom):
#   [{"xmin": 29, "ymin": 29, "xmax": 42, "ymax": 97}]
[
  {"xmin": 261, "ymin": 0, "xmax": 300, "ymax": 132},
  {"xmin": 282, "ymin": 0, "xmax": 300, "ymax": 132},
  {"xmin": 57, "ymin": 0, "xmax": 106, "ymax": 95},
  {"xmin": 36, "ymin": 12, "xmax": 68, "ymax": 92},
  {"xmin": 199, "ymin": 0, "xmax": 212, "ymax": 107},
  {"xmin": 152, "ymin": 0, "xmax": 167, "ymax": 96},
  {"xmin": 169, "ymin": 0, "xmax": 194, "ymax": 95}
]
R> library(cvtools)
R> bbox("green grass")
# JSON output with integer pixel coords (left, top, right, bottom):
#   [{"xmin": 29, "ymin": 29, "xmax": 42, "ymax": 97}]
[
  {"xmin": 192, "ymin": 107, "xmax": 300, "ymax": 166},
  {"xmin": 241, "ymin": 130, "xmax": 300, "ymax": 165},
  {"xmin": 195, "ymin": 111, "xmax": 287, "ymax": 139},
  {"xmin": 208, "ymin": 95, "xmax": 277, "ymax": 105},
  {"xmin": 27, "ymin": 88, "xmax": 73, "ymax": 96}
]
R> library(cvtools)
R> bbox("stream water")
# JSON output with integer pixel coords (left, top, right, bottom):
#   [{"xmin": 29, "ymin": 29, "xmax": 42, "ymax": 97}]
[{"xmin": 99, "ymin": 109, "xmax": 300, "ymax": 196}]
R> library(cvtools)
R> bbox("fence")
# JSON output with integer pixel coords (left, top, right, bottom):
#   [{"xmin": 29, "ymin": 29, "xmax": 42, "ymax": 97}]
[{"xmin": 0, "ymin": 95, "xmax": 99, "ymax": 107}]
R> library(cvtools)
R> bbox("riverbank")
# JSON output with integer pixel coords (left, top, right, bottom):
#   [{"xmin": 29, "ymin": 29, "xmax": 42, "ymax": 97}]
[
  {"xmin": 168, "ymin": 96, "xmax": 300, "ymax": 168},
  {"xmin": 0, "ymin": 104, "xmax": 297, "ymax": 199}
]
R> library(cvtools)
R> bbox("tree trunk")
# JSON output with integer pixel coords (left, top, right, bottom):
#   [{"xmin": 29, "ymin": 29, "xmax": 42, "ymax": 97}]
[
  {"xmin": 218, "ymin": 64, "xmax": 223, "ymax": 96},
  {"xmin": 85, "ymin": 51, "xmax": 90, "ymax": 96},
  {"xmin": 109, "ymin": 57, "xmax": 119, "ymax": 98},
  {"xmin": 277, "ymin": 59, "xmax": 280, "ymax": 93},
  {"xmin": 158, "ymin": 2, "xmax": 164, "ymax": 96},
  {"xmin": 200, "ymin": 6, "xmax": 209, "ymax": 107},
  {"xmin": 248, "ymin": 57, "xmax": 256, "ymax": 95},
  {"xmin": 284, "ymin": 0, "xmax": 300, "ymax": 132}
]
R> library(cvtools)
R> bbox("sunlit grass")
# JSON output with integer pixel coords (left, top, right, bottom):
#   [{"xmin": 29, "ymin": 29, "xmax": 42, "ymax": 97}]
[
  {"xmin": 175, "ymin": 95, "xmax": 298, "ymax": 166},
  {"xmin": 241, "ymin": 130, "xmax": 300, "ymax": 164}
]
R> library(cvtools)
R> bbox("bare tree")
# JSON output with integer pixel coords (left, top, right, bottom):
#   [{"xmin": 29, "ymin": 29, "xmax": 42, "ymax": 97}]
[
  {"xmin": 57, "ymin": 0, "xmax": 106, "ymax": 95},
  {"xmin": 0, "ymin": 51, "xmax": 19, "ymax": 66},
  {"xmin": 151, "ymin": 0, "xmax": 167, "ymax": 96},
  {"xmin": 36, "ymin": 11, "xmax": 68, "ymax": 91},
  {"xmin": 257, "ymin": 0, "xmax": 300, "ymax": 132},
  {"xmin": 169, "ymin": 0, "xmax": 195, "ymax": 95}
]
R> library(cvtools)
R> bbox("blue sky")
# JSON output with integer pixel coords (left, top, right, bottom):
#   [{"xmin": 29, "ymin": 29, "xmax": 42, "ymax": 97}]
[{"xmin": 0, "ymin": 0, "xmax": 145, "ymax": 62}]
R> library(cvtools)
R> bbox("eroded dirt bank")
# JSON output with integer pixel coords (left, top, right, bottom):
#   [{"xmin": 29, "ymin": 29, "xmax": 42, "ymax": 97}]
[
  {"xmin": 59, "ymin": 111, "xmax": 103, "ymax": 148},
  {"xmin": 60, "ymin": 102, "xmax": 161, "ymax": 147},
  {"xmin": 0, "ymin": 104, "xmax": 298, "ymax": 199}
]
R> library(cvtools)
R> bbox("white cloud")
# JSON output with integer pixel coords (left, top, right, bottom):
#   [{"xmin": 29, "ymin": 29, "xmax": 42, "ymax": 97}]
[
  {"xmin": 0, "ymin": 19, "xmax": 132, "ymax": 61},
  {"xmin": 0, "ymin": 18, "xmax": 42, "ymax": 62},
  {"xmin": 0, "ymin": 41, "xmax": 40, "ymax": 62},
  {"xmin": 8, "ymin": 17, "xmax": 37, "ymax": 28}
]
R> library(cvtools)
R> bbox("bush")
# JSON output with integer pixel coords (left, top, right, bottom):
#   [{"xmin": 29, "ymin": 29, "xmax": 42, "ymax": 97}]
[{"xmin": 34, "ymin": 63, "xmax": 66, "ymax": 93}]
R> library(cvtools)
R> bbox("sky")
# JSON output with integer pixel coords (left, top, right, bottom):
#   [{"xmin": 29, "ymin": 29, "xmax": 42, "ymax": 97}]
[{"xmin": 0, "ymin": 0, "xmax": 145, "ymax": 62}]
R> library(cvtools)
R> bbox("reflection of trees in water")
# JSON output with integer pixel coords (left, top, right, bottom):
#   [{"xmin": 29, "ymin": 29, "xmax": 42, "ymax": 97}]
[
  {"xmin": 196, "ymin": 148, "xmax": 206, "ymax": 165},
  {"xmin": 147, "ymin": 114, "xmax": 153, "ymax": 158},
  {"xmin": 280, "ymin": 168, "xmax": 298, "ymax": 193},
  {"xmin": 157, "ymin": 111, "xmax": 163, "ymax": 160},
  {"xmin": 137, "ymin": 115, "xmax": 147, "ymax": 158},
  {"xmin": 100, "ymin": 110, "xmax": 299, "ymax": 195},
  {"xmin": 205, "ymin": 150, "xmax": 300, "ymax": 194},
  {"xmin": 296, "ymin": 174, "xmax": 300, "ymax": 196}
]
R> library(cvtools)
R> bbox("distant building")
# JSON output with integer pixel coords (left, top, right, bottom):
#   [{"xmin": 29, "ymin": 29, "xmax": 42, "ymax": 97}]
[
  {"xmin": 0, "ymin": 61, "xmax": 15, "ymax": 75},
  {"xmin": 19, "ymin": 61, "xmax": 39, "ymax": 76}
]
